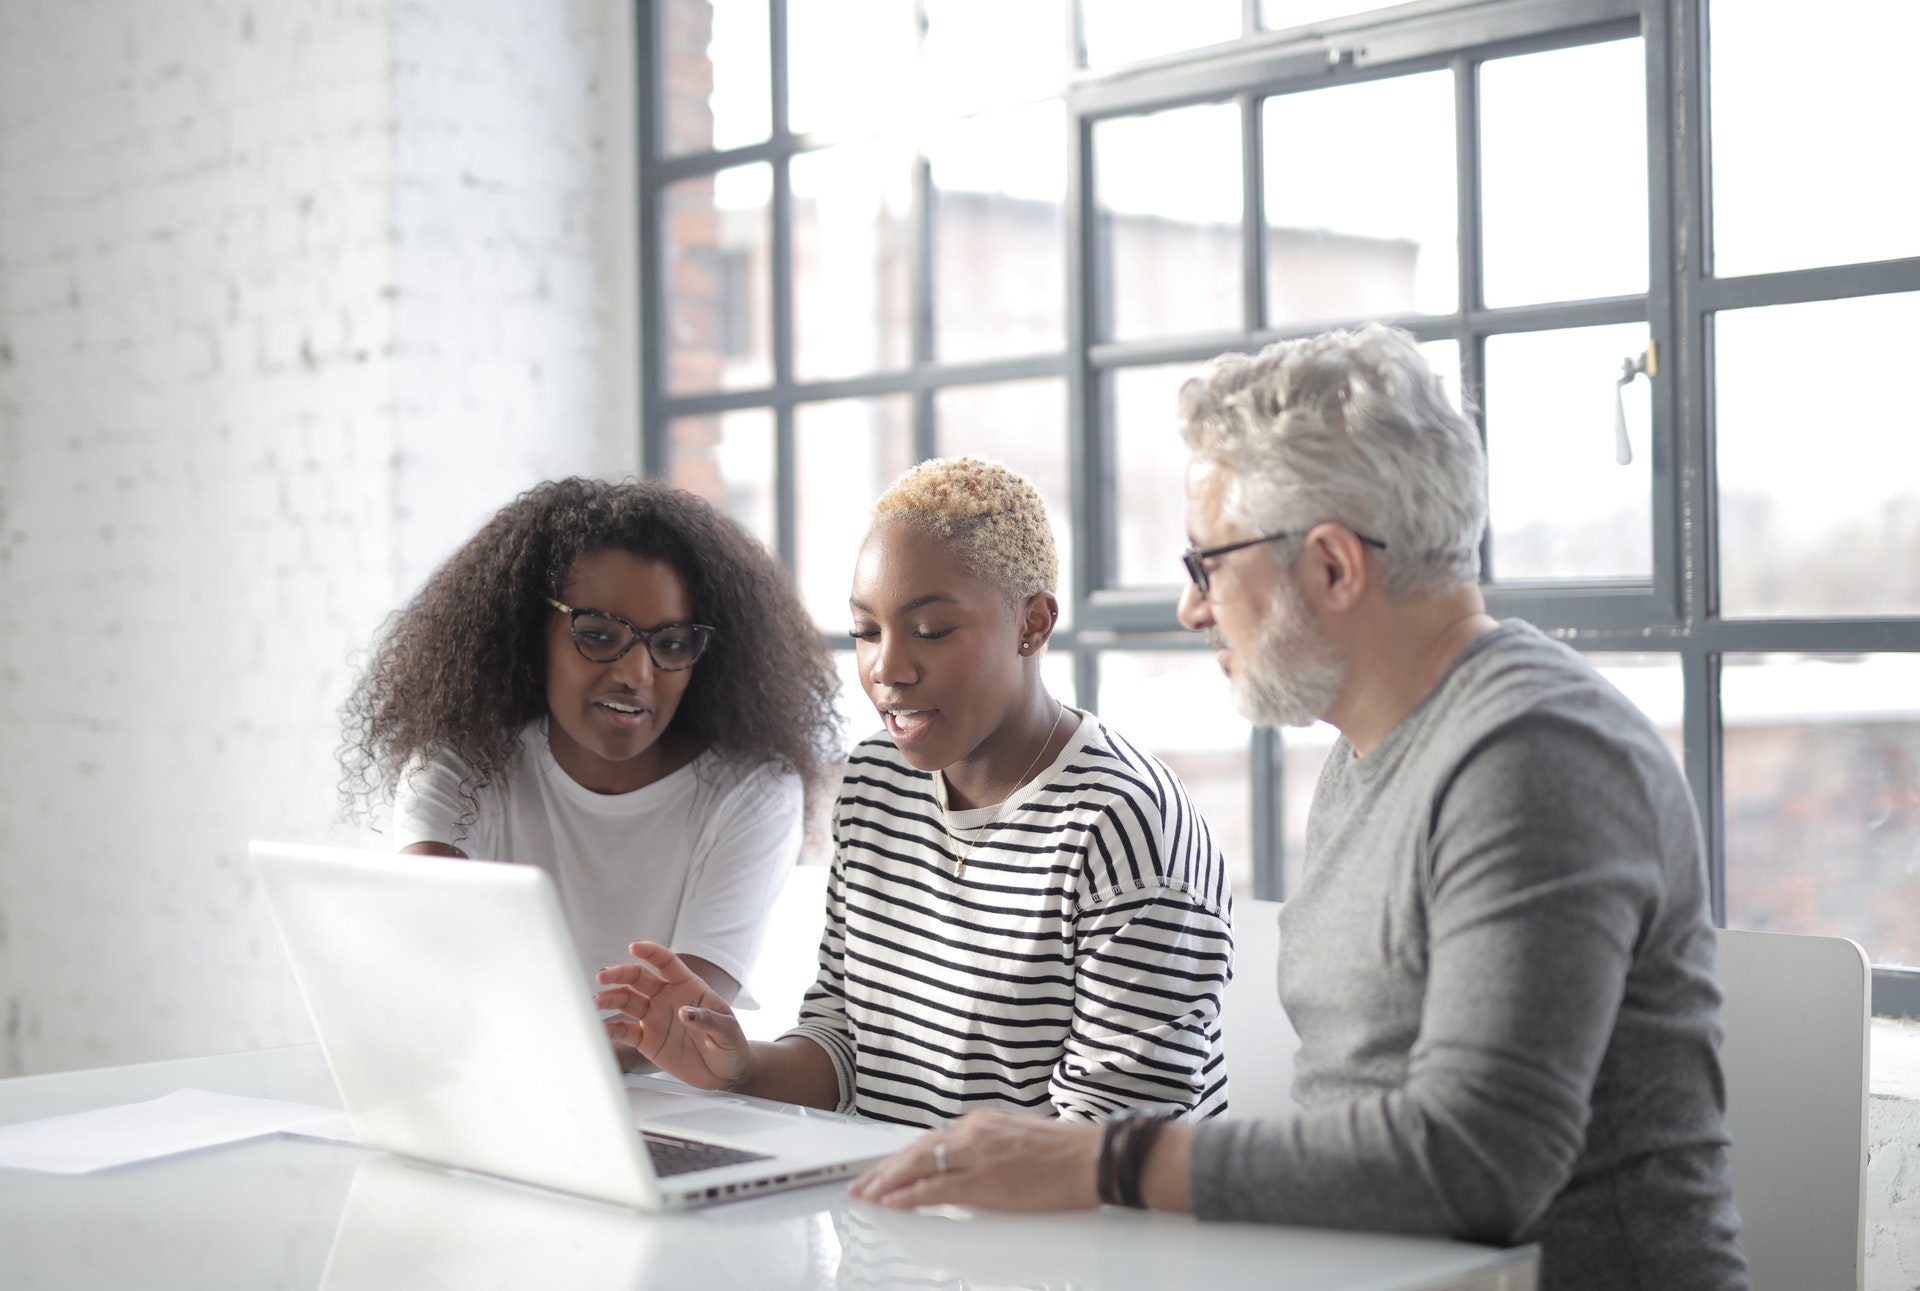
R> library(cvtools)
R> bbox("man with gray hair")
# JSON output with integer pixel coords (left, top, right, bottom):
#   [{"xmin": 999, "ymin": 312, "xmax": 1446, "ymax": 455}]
[{"xmin": 852, "ymin": 324, "xmax": 1748, "ymax": 1291}]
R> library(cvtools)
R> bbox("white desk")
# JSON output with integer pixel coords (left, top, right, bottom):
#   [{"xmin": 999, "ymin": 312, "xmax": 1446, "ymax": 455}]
[{"xmin": 0, "ymin": 1045, "xmax": 1537, "ymax": 1290}]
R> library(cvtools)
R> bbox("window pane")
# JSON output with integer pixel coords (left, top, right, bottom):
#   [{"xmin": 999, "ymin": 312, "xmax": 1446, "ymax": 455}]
[
  {"xmin": 1094, "ymin": 103, "xmax": 1243, "ymax": 342},
  {"xmin": 1042, "ymin": 649, "xmax": 1078, "ymax": 711},
  {"xmin": 1586, "ymin": 652, "xmax": 1685, "ymax": 770},
  {"xmin": 794, "ymin": 395, "xmax": 914, "ymax": 628},
  {"xmin": 791, "ymin": 142, "xmax": 914, "ymax": 381},
  {"xmin": 1480, "ymin": 39, "xmax": 1648, "ymax": 307},
  {"xmin": 661, "ymin": 0, "xmax": 770, "ymax": 157},
  {"xmin": 1716, "ymin": 292, "xmax": 1920, "ymax": 618},
  {"xmin": 1724, "ymin": 653, "xmax": 1920, "ymax": 967},
  {"xmin": 1261, "ymin": 0, "xmax": 1393, "ymax": 29},
  {"xmin": 1419, "ymin": 338, "xmax": 1462, "ymax": 412},
  {"xmin": 935, "ymin": 378, "xmax": 1075, "ymax": 623},
  {"xmin": 930, "ymin": 101, "xmax": 1068, "ymax": 362},
  {"xmin": 1280, "ymin": 725, "xmax": 1339, "ymax": 899},
  {"xmin": 1097, "ymin": 651, "xmax": 1255, "ymax": 894},
  {"xmin": 1484, "ymin": 323, "xmax": 1654, "ymax": 582},
  {"xmin": 667, "ymin": 409, "xmax": 776, "ymax": 551},
  {"xmin": 1081, "ymin": 0, "xmax": 1240, "ymax": 70},
  {"xmin": 1264, "ymin": 72, "xmax": 1457, "ymax": 326},
  {"xmin": 1111, "ymin": 362, "xmax": 1201, "ymax": 588},
  {"xmin": 924, "ymin": 0, "xmax": 1067, "ymax": 118},
  {"xmin": 802, "ymin": 649, "xmax": 873, "ymax": 866},
  {"xmin": 1709, "ymin": 0, "xmax": 1920, "ymax": 277},
  {"xmin": 787, "ymin": 0, "xmax": 919, "ymax": 141},
  {"xmin": 832, "ymin": 649, "xmax": 871, "ymax": 755},
  {"xmin": 663, "ymin": 166, "xmax": 772, "ymax": 394}
]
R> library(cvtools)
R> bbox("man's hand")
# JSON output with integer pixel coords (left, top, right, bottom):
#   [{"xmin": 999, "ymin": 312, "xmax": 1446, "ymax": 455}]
[
  {"xmin": 849, "ymin": 1110, "xmax": 1104, "ymax": 1212},
  {"xmin": 595, "ymin": 942, "xmax": 754, "ymax": 1091}
]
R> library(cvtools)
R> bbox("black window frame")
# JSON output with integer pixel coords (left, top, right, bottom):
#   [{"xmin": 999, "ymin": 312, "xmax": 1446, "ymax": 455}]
[{"xmin": 635, "ymin": 0, "xmax": 1920, "ymax": 1015}]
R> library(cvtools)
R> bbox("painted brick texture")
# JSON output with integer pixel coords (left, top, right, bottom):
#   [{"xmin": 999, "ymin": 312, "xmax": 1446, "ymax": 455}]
[{"xmin": 0, "ymin": 0, "xmax": 635, "ymax": 1076}]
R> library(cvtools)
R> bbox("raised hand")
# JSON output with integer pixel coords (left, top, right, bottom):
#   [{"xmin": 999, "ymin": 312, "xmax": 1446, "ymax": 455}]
[{"xmin": 595, "ymin": 941, "xmax": 755, "ymax": 1091}]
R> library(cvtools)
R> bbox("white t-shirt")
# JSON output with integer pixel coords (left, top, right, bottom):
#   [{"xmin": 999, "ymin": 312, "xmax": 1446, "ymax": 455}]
[{"xmin": 390, "ymin": 723, "xmax": 803, "ymax": 999}]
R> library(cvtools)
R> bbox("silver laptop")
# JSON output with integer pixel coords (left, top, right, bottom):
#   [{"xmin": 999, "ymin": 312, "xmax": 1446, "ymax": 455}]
[{"xmin": 252, "ymin": 840, "xmax": 913, "ymax": 1210}]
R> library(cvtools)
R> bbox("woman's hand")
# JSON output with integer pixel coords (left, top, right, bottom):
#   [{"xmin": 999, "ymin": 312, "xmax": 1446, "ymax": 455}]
[
  {"xmin": 849, "ymin": 1110, "xmax": 1105, "ymax": 1212},
  {"xmin": 595, "ymin": 941, "xmax": 755, "ymax": 1091}
]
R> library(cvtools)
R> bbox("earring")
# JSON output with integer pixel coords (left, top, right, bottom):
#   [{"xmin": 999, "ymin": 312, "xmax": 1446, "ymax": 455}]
[{"xmin": 1020, "ymin": 642, "xmax": 1031, "ymax": 653}]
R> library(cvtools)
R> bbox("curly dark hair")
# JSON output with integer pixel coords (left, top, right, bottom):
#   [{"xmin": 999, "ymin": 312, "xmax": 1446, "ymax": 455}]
[{"xmin": 340, "ymin": 477, "xmax": 841, "ymax": 820}]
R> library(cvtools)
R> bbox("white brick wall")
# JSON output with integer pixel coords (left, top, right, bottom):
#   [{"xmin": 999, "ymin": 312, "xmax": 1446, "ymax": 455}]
[
  {"xmin": 0, "ymin": 0, "xmax": 636, "ymax": 1076},
  {"xmin": 390, "ymin": 0, "xmax": 638, "ymax": 591},
  {"xmin": 1870, "ymin": 1090, "xmax": 1920, "ymax": 1291}
]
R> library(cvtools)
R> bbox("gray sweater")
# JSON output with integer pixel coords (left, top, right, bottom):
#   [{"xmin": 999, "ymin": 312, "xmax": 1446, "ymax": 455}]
[{"xmin": 1190, "ymin": 622, "xmax": 1747, "ymax": 1291}]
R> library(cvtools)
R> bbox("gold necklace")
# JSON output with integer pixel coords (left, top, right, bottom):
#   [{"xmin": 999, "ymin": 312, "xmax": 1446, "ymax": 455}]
[{"xmin": 941, "ymin": 700, "xmax": 1065, "ymax": 879}]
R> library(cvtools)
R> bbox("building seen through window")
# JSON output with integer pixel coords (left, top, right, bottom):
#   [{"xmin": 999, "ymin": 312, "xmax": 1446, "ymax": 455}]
[{"xmin": 640, "ymin": 0, "xmax": 1920, "ymax": 986}]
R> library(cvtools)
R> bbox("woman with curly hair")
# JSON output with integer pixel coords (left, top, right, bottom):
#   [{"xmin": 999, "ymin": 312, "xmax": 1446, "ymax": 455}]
[
  {"xmin": 597, "ymin": 457, "xmax": 1233, "ymax": 1128},
  {"xmin": 340, "ymin": 477, "xmax": 840, "ymax": 1013}
]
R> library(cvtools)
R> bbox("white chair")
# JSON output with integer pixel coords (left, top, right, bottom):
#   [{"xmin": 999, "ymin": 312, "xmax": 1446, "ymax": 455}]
[
  {"xmin": 1221, "ymin": 897, "xmax": 1300, "ymax": 1119},
  {"xmin": 1717, "ymin": 928, "xmax": 1871, "ymax": 1291}
]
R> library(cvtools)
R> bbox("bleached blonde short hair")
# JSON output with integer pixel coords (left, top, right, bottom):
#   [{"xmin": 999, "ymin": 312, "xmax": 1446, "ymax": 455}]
[{"xmin": 870, "ymin": 456, "xmax": 1057, "ymax": 601}]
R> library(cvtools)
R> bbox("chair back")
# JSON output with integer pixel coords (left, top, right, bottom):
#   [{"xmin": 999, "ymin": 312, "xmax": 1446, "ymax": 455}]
[
  {"xmin": 1717, "ymin": 928, "xmax": 1870, "ymax": 1291},
  {"xmin": 1221, "ymin": 898, "xmax": 1299, "ymax": 1119}
]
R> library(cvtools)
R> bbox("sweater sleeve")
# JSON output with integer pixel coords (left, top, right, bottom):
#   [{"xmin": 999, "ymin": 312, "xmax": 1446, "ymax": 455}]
[
  {"xmin": 1049, "ymin": 881, "xmax": 1233, "ymax": 1120},
  {"xmin": 1190, "ymin": 714, "xmax": 1666, "ymax": 1243}
]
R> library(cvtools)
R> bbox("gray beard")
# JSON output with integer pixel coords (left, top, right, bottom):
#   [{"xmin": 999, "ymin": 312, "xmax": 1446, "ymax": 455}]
[{"xmin": 1226, "ymin": 576, "xmax": 1345, "ymax": 729}]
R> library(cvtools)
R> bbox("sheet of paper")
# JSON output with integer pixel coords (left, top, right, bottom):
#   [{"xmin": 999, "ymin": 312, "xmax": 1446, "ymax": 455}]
[
  {"xmin": 283, "ymin": 1111, "xmax": 361, "ymax": 1145},
  {"xmin": 0, "ymin": 1087, "xmax": 357, "ymax": 1174}
]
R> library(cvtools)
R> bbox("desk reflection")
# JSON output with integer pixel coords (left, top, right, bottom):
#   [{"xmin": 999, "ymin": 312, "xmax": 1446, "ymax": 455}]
[
  {"xmin": 833, "ymin": 1199, "xmax": 1534, "ymax": 1291},
  {"xmin": 322, "ymin": 1156, "xmax": 1088, "ymax": 1291},
  {"xmin": 2, "ymin": 1046, "xmax": 1530, "ymax": 1291},
  {"xmin": 322, "ymin": 1155, "xmax": 831, "ymax": 1291},
  {"xmin": 322, "ymin": 1157, "xmax": 651, "ymax": 1289},
  {"xmin": 835, "ymin": 1203, "xmax": 1081, "ymax": 1291},
  {"xmin": 320, "ymin": 1156, "xmax": 1520, "ymax": 1291}
]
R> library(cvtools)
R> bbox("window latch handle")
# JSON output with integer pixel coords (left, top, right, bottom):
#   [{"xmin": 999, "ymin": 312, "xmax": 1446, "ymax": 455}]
[{"xmin": 1613, "ymin": 339, "xmax": 1657, "ymax": 465}]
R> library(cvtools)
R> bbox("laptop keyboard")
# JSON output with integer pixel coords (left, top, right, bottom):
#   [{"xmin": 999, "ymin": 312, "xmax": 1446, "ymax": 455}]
[{"xmin": 641, "ymin": 1129, "xmax": 775, "ymax": 1178}]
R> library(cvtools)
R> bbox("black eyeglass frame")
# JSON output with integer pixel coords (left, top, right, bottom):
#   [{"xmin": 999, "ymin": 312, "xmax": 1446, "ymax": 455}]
[
  {"xmin": 1181, "ymin": 528, "xmax": 1389, "ymax": 597},
  {"xmin": 545, "ymin": 597, "xmax": 716, "ymax": 670}
]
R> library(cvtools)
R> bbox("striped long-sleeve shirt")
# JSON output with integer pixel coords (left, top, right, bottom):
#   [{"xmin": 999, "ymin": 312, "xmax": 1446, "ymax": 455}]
[{"xmin": 785, "ymin": 712, "xmax": 1233, "ymax": 1127}]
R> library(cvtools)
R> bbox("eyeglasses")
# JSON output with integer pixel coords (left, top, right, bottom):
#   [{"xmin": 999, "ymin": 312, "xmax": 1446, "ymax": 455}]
[
  {"xmin": 546, "ymin": 598, "xmax": 715, "ymax": 670},
  {"xmin": 1181, "ymin": 528, "xmax": 1388, "ymax": 598}
]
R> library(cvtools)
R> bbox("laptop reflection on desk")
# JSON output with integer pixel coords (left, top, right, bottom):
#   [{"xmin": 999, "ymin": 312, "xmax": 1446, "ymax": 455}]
[
  {"xmin": 253, "ymin": 841, "xmax": 912, "ymax": 1211},
  {"xmin": 323, "ymin": 1155, "xmax": 654, "ymax": 1290}
]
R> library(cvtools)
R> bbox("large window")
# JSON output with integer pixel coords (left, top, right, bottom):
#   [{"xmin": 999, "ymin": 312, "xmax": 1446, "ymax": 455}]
[{"xmin": 639, "ymin": 0, "xmax": 1920, "ymax": 1005}]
